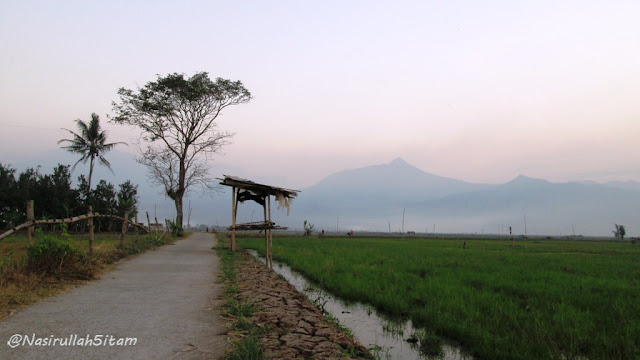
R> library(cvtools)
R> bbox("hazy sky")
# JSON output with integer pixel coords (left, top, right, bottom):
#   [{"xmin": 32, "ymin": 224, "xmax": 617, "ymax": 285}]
[{"xmin": 1, "ymin": 0, "xmax": 639, "ymax": 189}]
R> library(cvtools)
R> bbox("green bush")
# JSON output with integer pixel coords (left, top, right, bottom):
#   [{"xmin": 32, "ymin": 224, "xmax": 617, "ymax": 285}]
[{"xmin": 26, "ymin": 231, "xmax": 92, "ymax": 279}]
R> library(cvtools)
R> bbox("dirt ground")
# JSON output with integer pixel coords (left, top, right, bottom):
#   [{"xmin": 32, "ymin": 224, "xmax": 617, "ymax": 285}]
[{"xmin": 229, "ymin": 249, "xmax": 370, "ymax": 359}]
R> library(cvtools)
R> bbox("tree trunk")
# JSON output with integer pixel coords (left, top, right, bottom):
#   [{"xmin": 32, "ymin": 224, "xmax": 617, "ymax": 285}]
[
  {"xmin": 87, "ymin": 156, "xmax": 94, "ymax": 206},
  {"xmin": 174, "ymin": 157, "xmax": 186, "ymax": 237},
  {"xmin": 88, "ymin": 206, "xmax": 94, "ymax": 254},
  {"xmin": 175, "ymin": 197, "xmax": 184, "ymax": 236}
]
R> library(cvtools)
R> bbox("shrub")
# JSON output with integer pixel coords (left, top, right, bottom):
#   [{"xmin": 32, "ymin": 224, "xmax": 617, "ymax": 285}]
[
  {"xmin": 303, "ymin": 220, "xmax": 315, "ymax": 236},
  {"xmin": 26, "ymin": 230, "xmax": 93, "ymax": 279}
]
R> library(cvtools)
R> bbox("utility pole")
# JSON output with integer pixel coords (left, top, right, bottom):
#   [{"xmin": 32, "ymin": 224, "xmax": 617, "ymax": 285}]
[
  {"xmin": 187, "ymin": 200, "xmax": 192, "ymax": 229},
  {"xmin": 524, "ymin": 215, "xmax": 527, "ymax": 236},
  {"xmin": 402, "ymin": 208, "xmax": 405, "ymax": 233}
]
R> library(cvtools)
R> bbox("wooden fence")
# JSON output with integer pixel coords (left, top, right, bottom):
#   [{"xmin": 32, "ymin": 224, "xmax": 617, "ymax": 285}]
[{"xmin": 0, "ymin": 200, "xmax": 156, "ymax": 253}]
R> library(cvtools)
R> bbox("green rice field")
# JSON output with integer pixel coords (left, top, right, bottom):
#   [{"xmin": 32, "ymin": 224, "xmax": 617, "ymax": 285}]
[{"xmin": 237, "ymin": 236, "xmax": 640, "ymax": 360}]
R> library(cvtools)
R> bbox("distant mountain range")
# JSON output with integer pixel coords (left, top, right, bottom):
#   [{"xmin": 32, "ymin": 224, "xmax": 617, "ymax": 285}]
[
  {"xmin": 290, "ymin": 158, "xmax": 640, "ymax": 237},
  {"xmin": 10, "ymin": 153, "xmax": 639, "ymax": 237}
]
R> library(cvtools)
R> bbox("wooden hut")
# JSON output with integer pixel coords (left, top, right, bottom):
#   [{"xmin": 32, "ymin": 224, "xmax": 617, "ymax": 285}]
[{"xmin": 219, "ymin": 175, "xmax": 299, "ymax": 268}]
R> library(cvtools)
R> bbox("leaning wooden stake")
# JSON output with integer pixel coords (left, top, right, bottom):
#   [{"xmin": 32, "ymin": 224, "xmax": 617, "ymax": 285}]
[
  {"xmin": 146, "ymin": 211, "xmax": 152, "ymax": 233},
  {"xmin": 26, "ymin": 200, "xmax": 34, "ymax": 245},
  {"xmin": 88, "ymin": 206, "xmax": 94, "ymax": 254}
]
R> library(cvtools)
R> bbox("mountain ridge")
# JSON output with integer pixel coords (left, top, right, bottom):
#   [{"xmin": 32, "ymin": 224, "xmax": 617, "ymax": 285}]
[
  {"xmin": 7, "ymin": 153, "xmax": 639, "ymax": 236},
  {"xmin": 293, "ymin": 158, "xmax": 639, "ymax": 236}
]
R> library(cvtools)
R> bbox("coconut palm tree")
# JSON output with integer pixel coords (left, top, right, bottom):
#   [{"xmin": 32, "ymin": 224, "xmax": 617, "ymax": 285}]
[{"xmin": 58, "ymin": 113, "xmax": 125, "ymax": 204}]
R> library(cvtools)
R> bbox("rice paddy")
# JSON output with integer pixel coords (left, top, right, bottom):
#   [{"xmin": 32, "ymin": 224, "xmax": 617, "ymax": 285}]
[{"xmin": 237, "ymin": 236, "xmax": 640, "ymax": 360}]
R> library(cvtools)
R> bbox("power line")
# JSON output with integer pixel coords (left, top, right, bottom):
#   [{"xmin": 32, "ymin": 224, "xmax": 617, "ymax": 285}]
[{"xmin": 0, "ymin": 122, "xmax": 62, "ymax": 131}]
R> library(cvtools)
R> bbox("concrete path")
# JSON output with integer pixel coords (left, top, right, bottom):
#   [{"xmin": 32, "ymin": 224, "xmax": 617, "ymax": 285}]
[{"xmin": 0, "ymin": 232, "xmax": 227, "ymax": 359}]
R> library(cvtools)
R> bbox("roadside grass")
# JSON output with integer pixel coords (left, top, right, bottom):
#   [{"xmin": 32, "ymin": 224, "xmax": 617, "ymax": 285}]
[
  {"xmin": 0, "ymin": 229, "xmax": 176, "ymax": 319},
  {"xmin": 215, "ymin": 237, "xmax": 264, "ymax": 360},
  {"xmin": 238, "ymin": 236, "xmax": 640, "ymax": 360}
]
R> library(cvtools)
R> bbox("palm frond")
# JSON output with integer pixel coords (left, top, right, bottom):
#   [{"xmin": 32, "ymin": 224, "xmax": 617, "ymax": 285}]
[
  {"xmin": 97, "ymin": 155, "xmax": 115, "ymax": 174},
  {"xmin": 59, "ymin": 113, "xmax": 124, "ymax": 177}
]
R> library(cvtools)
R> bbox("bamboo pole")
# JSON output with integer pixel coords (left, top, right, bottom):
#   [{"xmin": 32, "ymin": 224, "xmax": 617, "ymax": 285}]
[
  {"xmin": 231, "ymin": 187, "xmax": 237, "ymax": 251},
  {"xmin": 88, "ymin": 206, "xmax": 94, "ymax": 254},
  {"xmin": 26, "ymin": 200, "xmax": 34, "ymax": 244}
]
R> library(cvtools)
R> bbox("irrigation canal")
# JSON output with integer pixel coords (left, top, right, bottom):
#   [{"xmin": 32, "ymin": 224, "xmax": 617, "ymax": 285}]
[{"xmin": 247, "ymin": 250, "xmax": 472, "ymax": 360}]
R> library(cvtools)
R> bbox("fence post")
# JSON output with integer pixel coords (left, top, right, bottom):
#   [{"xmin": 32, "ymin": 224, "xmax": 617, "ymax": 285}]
[
  {"xmin": 120, "ymin": 211, "xmax": 129, "ymax": 247},
  {"xmin": 146, "ymin": 211, "xmax": 152, "ymax": 233},
  {"xmin": 88, "ymin": 206, "xmax": 94, "ymax": 254},
  {"xmin": 26, "ymin": 200, "xmax": 34, "ymax": 244},
  {"xmin": 134, "ymin": 211, "xmax": 139, "ymax": 235}
]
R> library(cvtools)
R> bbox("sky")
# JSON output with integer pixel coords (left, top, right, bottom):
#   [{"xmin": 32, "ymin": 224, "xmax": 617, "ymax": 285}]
[{"xmin": 1, "ymin": 0, "xmax": 639, "ymax": 189}]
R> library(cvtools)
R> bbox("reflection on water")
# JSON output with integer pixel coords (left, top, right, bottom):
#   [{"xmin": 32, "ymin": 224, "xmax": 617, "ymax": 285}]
[{"xmin": 247, "ymin": 250, "xmax": 472, "ymax": 360}]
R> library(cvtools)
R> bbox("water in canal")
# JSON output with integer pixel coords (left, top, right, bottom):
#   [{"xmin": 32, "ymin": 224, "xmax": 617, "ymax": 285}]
[{"xmin": 247, "ymin": 250, "xmax": 472, "ymax": 360}]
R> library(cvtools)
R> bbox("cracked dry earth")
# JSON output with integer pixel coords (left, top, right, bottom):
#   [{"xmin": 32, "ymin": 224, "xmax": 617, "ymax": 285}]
[{"xmin": 230, "ymin": 250, "xmax": 370, "ymax": 360}]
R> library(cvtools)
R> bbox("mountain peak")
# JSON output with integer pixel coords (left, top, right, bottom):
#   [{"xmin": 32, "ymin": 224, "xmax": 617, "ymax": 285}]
[
  {"xmin": 389, "ymin": 157, "xmax": 410, "ymax": 167},
  {"xmin": 506, "ymin": 174, "xmax": 550, "ymax": 186}
]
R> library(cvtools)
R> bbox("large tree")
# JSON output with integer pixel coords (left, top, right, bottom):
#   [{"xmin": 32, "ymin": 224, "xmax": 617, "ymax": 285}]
[
  {"xmin": 111, "ymin": 72, "xmax": 251, "ymax": 235},
  {"xmin": 58, "ymin": 113, "xmax": 124, "ymax": 205}
]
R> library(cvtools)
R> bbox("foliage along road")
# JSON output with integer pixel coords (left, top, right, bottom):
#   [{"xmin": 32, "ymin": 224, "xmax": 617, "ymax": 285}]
[{"xmin": 0, "ymin": 232, "xmax": 227, "ymax": 359}]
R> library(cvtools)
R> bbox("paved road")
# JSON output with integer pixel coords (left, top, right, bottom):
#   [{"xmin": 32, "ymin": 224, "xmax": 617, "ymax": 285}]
[{"xmin": 0, "ymin": 232, "xmax": 227, "ymax": 359}]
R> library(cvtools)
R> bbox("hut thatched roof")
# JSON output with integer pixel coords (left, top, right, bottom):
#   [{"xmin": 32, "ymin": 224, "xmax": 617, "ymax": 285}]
[{"xmin": 218, "ymin": 175, "xmax": 299, "ymax": 199}]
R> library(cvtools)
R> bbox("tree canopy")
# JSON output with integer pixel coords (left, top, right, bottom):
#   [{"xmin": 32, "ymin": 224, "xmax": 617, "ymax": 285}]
[
  {"xmin": 111, "ymin": 72, "xmax": 251, "ymax": 235},
  {"xmin": 0, "ymin": 163, "xmax": 138, "ymax": 232},
  {"xmin": 58, "ymin": 113, "xmax": 125, "ymax": 205}
]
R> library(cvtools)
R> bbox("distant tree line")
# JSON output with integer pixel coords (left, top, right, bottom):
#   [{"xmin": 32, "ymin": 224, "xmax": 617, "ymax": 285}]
[{"xmin": 0, "ymin": 163, "xmax": 138, "ymax": 232}]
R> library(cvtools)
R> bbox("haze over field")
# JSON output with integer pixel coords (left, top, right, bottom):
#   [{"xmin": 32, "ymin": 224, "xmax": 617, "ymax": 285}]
[
  {"xmin": 1, "ymin": 1, "xmax": 638, "ymax": 235},
  {"xmin": 9, "ymin": 152, "xmax": 638, "ymax": 237}
]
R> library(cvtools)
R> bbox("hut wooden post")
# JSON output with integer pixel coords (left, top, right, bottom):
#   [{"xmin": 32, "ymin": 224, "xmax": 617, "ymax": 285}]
[
  {"xmin": 263, "ymin": 197, "xmax": 268, "ymax": 264},
  {"xmin": 26, "ymin": 200, "xmax": 34, "ymax": 245},
  {"xmin": 268, "ymin": 195, "xmax": 273, "ymax": 269},
  {"xmin": 231, "ymin": 187, "xmax": 237, "ymax": 251},
  {"xmin": 146, "ymin": 211, "xmax": 152, "ymax": 233},
  {"xmin": 88, "ymin": 206, "xmax": 94, "ymax": 254},
  {"xmin": 120, "ymin": 211, "xmax": 129, "ymax": 247},
  {"xmin": 219, "ymin": 176, "xmax": 298, "ymax": 256}
]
